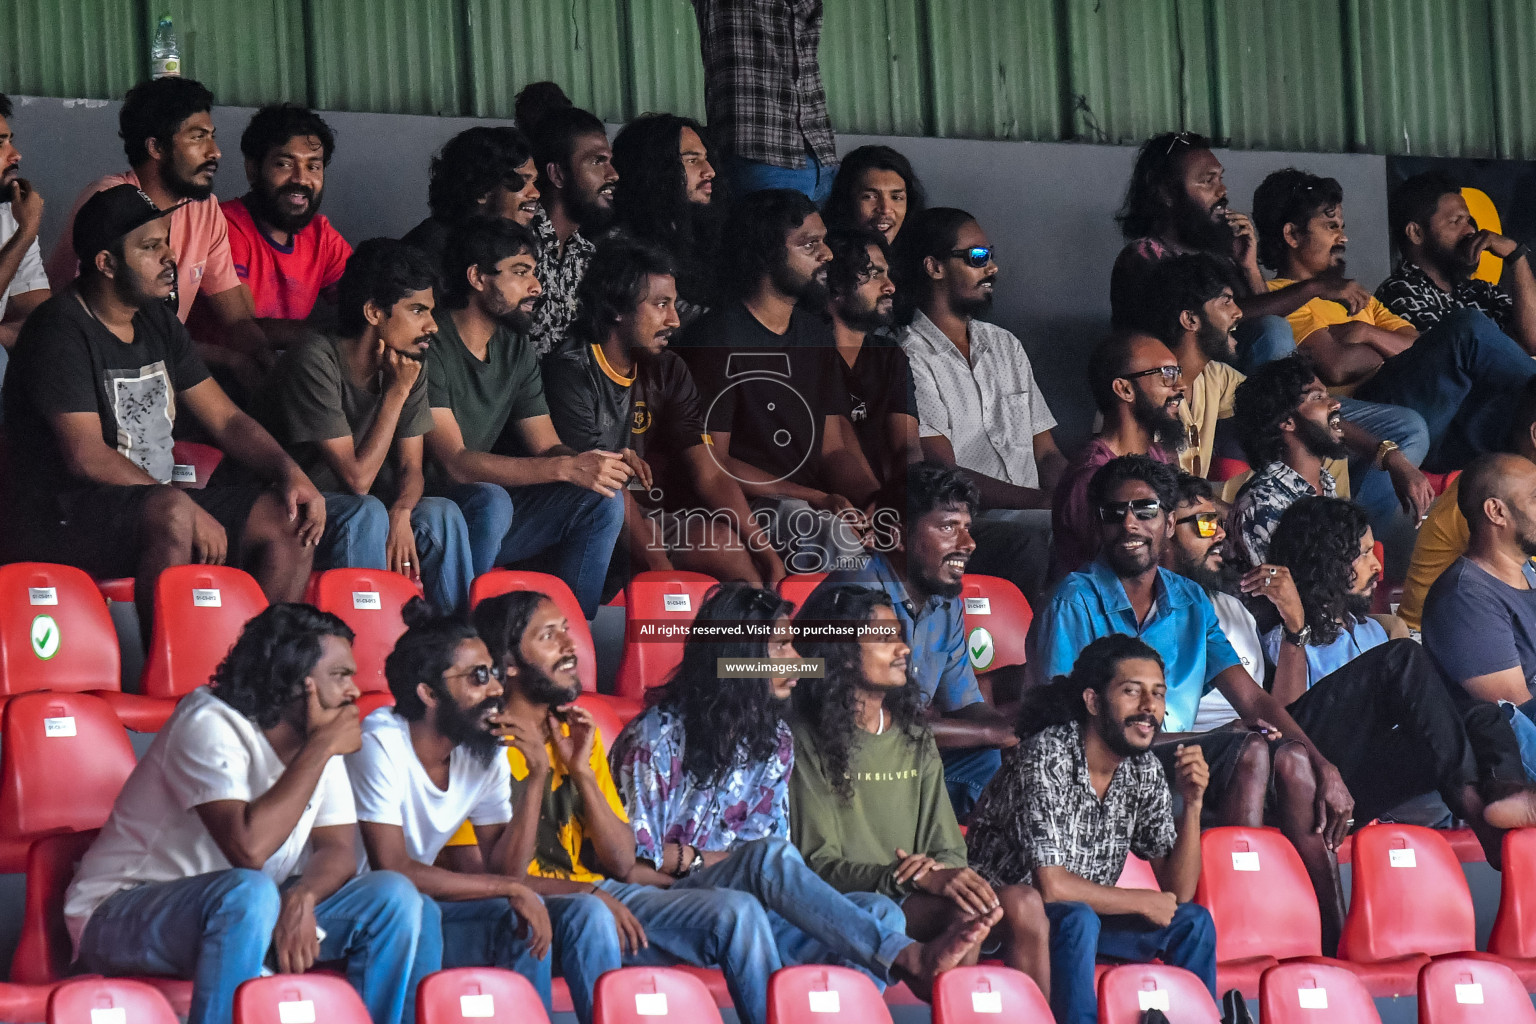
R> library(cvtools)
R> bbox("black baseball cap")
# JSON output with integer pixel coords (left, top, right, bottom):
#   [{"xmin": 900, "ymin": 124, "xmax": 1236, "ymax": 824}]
[{"xmin": 72, "ymin": 184, "xmax": 189, "ymax": 266}]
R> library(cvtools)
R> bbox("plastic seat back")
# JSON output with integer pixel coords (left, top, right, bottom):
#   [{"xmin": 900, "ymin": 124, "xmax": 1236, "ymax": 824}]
[
  {"xmin": 12, "ymin": 830, "xmax": 98, "ymax": 984},
  {"xmin": 1340, "ymin": 823, "xmax": 1475, "ymax": 962},
  {"xmin": 958, "ymin": 575, "xmax": 1032, "ymax": 674},
  {"xmin": 415, "ymin": 967, "xmax": 551, "ymax": 1024},
  {"xmin": 767, "ymin": 966, "xmax": 892, "ymax": 1024},
  {"xmin": 0, "ymin": 693, "xmax": 135, "ymax": 871},
  {"xmin": 0, "ymin": 563, "xmax": 120, "ymax": 696},
  {"xmin": 776, "ymin": 572, "xmax": 827, "ymax": 610},
  {"xmin": 613, "ymin": 572, "xmax": 719, "ymax": 699},
  {"xmin": 1195, "ymin": 826, "xmax": 1322, "ymax": 962},
  {"xmin": 1260, "ymin": 962, "xmax": 1381, "ymax": 1024},
  {"xmin": 139, "ymin": 565, "xmax": 268, "ymax": 700},
  {"xmin": 48, "ymin": 978, "xmax": 179, "ymax": 1024},
  {"xmin": 1097, "ymin": 964, "xmax": 1221, "ymax": 1024},
  {"xmin": 572, "ymin": 693, "xmax": 643, "ymax": 750},
  {"xmin": 1418, "ymin": 957, "xmax": 1536, "ymax": 1024},
  {"xmin": 313, "ymin": 569, "xmax": 422, "ymax": 694},
  {"xmin": 234, "ymin": 974, "xmax": 371, "ymax": 1024},
  {"xmin": 1116, "ymin": 852, "xmax": 1159, "ymax": 889},
  {"xmin": 1490, "ymin": 827, "xmax": 1536, "ymax": 957},
  {"xmin": 592, "ymin": 967, "xmax": 723, "ymax": 1024},
  {"xmin": 931, "ymin": 965, "xmax": 1051, "ymax": 1024},
  {"xmin": 469, "ymin": 570, "xmax": 597, "ymax": 691},
  {"xmin": 169, "ymin": 440, "xmax": 224, "ymax": 490}
]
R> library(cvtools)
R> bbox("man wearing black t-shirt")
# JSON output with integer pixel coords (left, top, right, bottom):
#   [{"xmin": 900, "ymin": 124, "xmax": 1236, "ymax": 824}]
[
  {"xmin": 826, "ymin": 228, "xmax": 918, "ymax": 485},
  {"xmin": 422, "ymin": 219, "xmax": 625, "ymax": 618},
  {"xmin": 0, "ymin": 184, "xmax": 325, "ymax": 631},
  {"xmin": 675, "ymin": 189, "xmax": 880, "ymax": 575},
  {"xmin": 543, "ymin": 238, "xmax": 785, "ymax": 586}
]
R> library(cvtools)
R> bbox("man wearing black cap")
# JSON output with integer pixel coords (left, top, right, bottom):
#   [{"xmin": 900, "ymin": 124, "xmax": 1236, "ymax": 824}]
[{"xmin": 0, "ymin": 184, "xmax": 325, "ymax": 633}]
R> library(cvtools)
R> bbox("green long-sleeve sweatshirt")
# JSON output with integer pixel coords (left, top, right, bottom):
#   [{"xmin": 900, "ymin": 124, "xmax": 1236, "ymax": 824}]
[{"xmin": 788, "ymin": 716, "xmax": 968, "ymax": 898}]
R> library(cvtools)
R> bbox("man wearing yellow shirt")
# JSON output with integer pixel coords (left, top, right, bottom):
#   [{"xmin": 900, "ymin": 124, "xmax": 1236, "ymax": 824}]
[{"xmin": 1254, "ymin": 168, "xmax": 1536, "ymax": 473}]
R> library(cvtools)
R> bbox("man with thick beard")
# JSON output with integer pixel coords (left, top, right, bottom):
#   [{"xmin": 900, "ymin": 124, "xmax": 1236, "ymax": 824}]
[
  {"xmin": 422, "ymin": 218, "xmax": 625, "ymax": 618},
  {"xmin": 676, "ymin": 188, "xmax": 879, "ymax": 576},
  {"xmin": 1052, "ymin": 330, "xmax": 1185, "ymax": 576},
  {"xmin": 48, "ymin": 77, "xmax": 268, "ymax": 385}
]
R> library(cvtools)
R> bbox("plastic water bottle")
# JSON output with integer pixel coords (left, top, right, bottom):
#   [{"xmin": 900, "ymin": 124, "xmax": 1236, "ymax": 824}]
[{"xmin": 151, "ymin": 15, "xmax": 181, "ymax": 79}]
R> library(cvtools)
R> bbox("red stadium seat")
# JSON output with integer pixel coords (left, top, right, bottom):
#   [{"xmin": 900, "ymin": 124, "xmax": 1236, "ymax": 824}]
[
  {"xmin": 1419, "ymin": 957, "xmax": 1536, "ymax": 1024},
  {"xmin": 573, "ymin": 692, "xmax": 643, "ymax": 749},
  {"xmin": 415, "ymin": 967, "xmax": 550, "ymax": 1024},
  {"xmin": 592, "ymin": 967, "xmax": 724, "ymax": 1024},
  {"xmin": 959, "ymin": 575, "xmax": 1031, "ymax": 674},
  {"xmin": 1195, "ymin": 827, "xmax": 1329, "ymax": 997},
  {"xmin": 1491, "ymin": 829, "xmax": 1536, "ymax": 959},
  {"xmin": 48, "ymin": 978, "xmax": 178, "ymax": 1024},
  {"xmin": 469, "ymin": 570, "xmax": 598, "ymax": 692},
  {"xmin": 1209, "ymin": 457, "xmax": 1251, "ymax": 483},
  {"xmin": 0, "ymin": 982, "xmax": 60, "ymax": 1024},
  {"xmin": 613, "ymin": 572, "xmax": 719, "ymax": 700},
  {"xmin": 1096, "ymin": 964, "xmax": 1220, "ymax": 1024},
  {"xmin": 0, "ymin": 563, "xmax": 120, "ymax": 704},
  {"xmin": 767, "ymin": 966, "xmax": 891, "ymax": 1024},
  {"xmin": 776, "ymin": 572, "xmax": 826, "ymax": 610},
  {"xmin": 313, "ymin": 568, "xmax": 422, "ymax": 695},
  {"xmin": 0, "ymin": 693, "xmax": 136, "ymax": 872},
  {"xmin": 170, "ymin": 440, "xmax": 224, "ymax": 490},
  {"xmin": 130, "ymin": 565, "xmax": 268, "ymax": 730},
  {"xmin": 94, "ymin": 578, "xmax": 136, "ymax": 604},
  {"xmin": 930, "ymin": 965, "xmax": 1051, "ymax": 1024},
  {"xmin": 1116, "ymin": 852, "xmax": 1159, "ymax": 889},
  {"xmin": 234, "ymin": 975, "xmax": 370, "ymax": 1024},
  {"xmin": 1260, "ymin": 962, "xmax": 1381, "ymax": 1024}
]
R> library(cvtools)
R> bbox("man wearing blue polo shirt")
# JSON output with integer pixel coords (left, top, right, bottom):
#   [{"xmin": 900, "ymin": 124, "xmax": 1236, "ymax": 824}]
[
  {"xmin": 1036, "ymin": 455, "xmax": 1354, "ymax": 846},
  {"xmin": 819, "ymin": 462, "xmax": 1016, "ymax": 820}
]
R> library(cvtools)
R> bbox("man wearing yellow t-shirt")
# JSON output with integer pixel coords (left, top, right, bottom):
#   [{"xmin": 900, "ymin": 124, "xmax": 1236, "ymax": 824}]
[
  {"xmin": 464, "ymin": 590, "xmax": 781, "ymax": 1024},
  {"xmin": 1253, "ymin": 167, "xmax": 1536, "ymax": 473}
]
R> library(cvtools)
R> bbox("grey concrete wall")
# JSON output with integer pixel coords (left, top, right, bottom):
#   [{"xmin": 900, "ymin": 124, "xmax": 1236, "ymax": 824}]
[{"xmin": 8, "ymin": 96, "xmax": 1387, "ymax": 446}]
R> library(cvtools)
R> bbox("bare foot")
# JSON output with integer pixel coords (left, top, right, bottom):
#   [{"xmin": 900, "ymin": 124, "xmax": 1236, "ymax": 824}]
[
  {"xmin": 893, "ymin": 906, "xmax": 1004, "ymax": 1002},
  {"xmin": 1484, "ymin": 787, "xmax": 1536, "ymax": 831}
]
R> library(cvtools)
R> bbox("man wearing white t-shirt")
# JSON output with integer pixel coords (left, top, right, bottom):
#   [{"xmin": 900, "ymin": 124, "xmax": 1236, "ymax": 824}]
[
  {"xmin": 350, "ymin": 599, "xmax": 613, "ymax": 1024},
  {"xmin": 0, "ymin": 94, "xmax": 51, "ymax": 413},
  {"xmin": 65, "ymin": 605, "xmax": 434, "ymax": 1024}
]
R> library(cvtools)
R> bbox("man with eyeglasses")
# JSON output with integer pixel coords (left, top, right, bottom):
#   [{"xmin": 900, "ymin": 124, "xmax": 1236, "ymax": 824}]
[
  {"xmin": 1052, "ymin": 330, "xmax": 1184, "ymax": 576},
  {"xmin": 897, "ymin": 207, "xmax": 1065, "ymax": 610}
]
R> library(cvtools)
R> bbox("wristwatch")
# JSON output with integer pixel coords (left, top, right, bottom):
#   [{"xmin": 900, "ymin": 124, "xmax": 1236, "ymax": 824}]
[
  {"xmin": 1508, "ymin": 242, "xmax": 1531, "ymax": 266},
  {"xmin": 1373, "ymin": 439, "xmax": 1400, "ymax": 470},
  {"xmin": 1283, "ymin": 623, "xmax": 1313, "ymax": 647}
]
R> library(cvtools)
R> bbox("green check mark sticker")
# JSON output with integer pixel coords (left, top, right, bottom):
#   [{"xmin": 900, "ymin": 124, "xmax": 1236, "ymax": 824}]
[
  {"xmin": 31, "ymin": 614, "xmax": 60, "ymax": 661},
  {"xmin": 966, "ymin": 626, "xmax": 994, "ymax": 671}
]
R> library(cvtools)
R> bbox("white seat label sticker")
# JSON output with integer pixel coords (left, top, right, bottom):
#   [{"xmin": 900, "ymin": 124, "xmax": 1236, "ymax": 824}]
[
  {"xmin": 1455, "ymin": 983, "xmax": 1484, "ymax": 1004},
  {"xmin": 663, "ymin": 593, "xmax": 691, "ymax": 612},
  {"xmin": 634, "ymin": 992, "xmax": 667, "ymax": 1015},
  {"xmin": 1137, "ymin": 990, "xmax": 1170, "ymax": 1011},
  {"xmin": 192, "ymin": 588, "xmax": 222, "ymax": 607},
  {"xmin": 90, "ymin": 1009, "xmax": 126, "ymax": 1024},
  {"xmin": 27, "ymin": 588, "xmax": 56, "ymax": 606},
  {"xmin": 353, "ymin": 591, "xmax": 382, "ymax": 610},
  {"xmin": 44, "ymin": 717, "xmax": 76, "ymax": 738},
  {"xmin": 1297, "ymin": 988, "xmax": 1328, "ymax": 1009},
  {"xmin": 964, "ymin": 597, "xmax": 991, "ymax": 614},
  {"xmin": 1389, "ymin": 848, "xmax": 1416, "ymax": 868},
  {"xmin": 808, "ymin": 991, "xmax": 840, "ymax": 1013},
  {"xmin": 459, "ymin": 994, "xmax": 495, "ymax": 1017},
  {"xmin": 278, "ymin": 1000, "xmax": 316, "ymax": 1024},
  {"xmin": 1231, "ymin": 851, "xmax": 1260, "ymax": 871},
  {"xmin": 971, "ymin": 991, "xmax": 1003, "ymax": 1013}
]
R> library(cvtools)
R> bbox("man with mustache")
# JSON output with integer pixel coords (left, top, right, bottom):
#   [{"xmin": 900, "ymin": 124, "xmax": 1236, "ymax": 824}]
[
  {"xmin": 1110, "ymin": 131, "xmax": 1371, "ymax": 372},
  {"xmin": 0, "ymin": 93, "xmax": 49, "ymax": 356},
  {"xmin": 1255, "ymin": 168, "xmax": 1536, "ymax": 472},
  {"xmin": 0, "ymin": 185, "xmax": 325, "ymax": 630},
  {"xmin": 348, "ymin": 597, "xmax": 604, "ymax": 1019},
  {"xmin": 1377, "ymin": 171, "xmax": 1536, "ymax": 352},
  {"xmin": 676, "ymin": 188, "xmax": 879, "ymax": 577},
  {"xmin": 424, "ymin": 218, "xmax": 625, "ymax": 618},
  {"xmin": 519, "ymin": 93, "xmax": 618, "ymax": 357},
  {"xmin": 1052, "ymin": 330, "xmax": 1184, "ymax": 577},
  {"xmin": 255, "ymin": 239, "xmax": 475, "ymax": 614},
  {"xmin": 542, "ymin": 238, "xmax": 783, "ymax": 585},
  {"xmin": 897, "ymin": 207, "xmax": 1064, "ymax": 610},
  {"xmin": 48, "ymin": 77, "xmax": 270, "ymax": 389},
  {"xmin": 403, "ymin": 126, "xmax": 541, "ymax": 270},
  {"xmin": 826, "ymin": 228, "xmax": 918, "ymax": 485}
]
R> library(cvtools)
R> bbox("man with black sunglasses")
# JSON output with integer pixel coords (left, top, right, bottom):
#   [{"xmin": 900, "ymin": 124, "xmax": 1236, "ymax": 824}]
[{"xmin": 897, "ymin": 207, "xmax": 1065, "ymax": 609}]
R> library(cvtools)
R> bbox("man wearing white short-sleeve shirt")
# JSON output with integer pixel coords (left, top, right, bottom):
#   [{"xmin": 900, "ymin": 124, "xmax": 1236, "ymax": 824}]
[
  {"xmin": 64, "ymin": 605, "xmax": 433, "ymax": 1024},
  {"xmin": 0, "ymin": 94, "xmax": 51, "ymax": 413}
]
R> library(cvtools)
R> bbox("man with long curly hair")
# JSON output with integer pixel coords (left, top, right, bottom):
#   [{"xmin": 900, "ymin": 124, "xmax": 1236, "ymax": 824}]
[
  {"xmin": 64, "ymin": 604, "xmax": 434, "ymax": 1024},
  {"xmin": 788, "ymin": 585, "xmax": 1048, "ymax": 1000},
  {"xmin": 610, "ymin": 584, "xmax": 991, "ymax": 1001}
]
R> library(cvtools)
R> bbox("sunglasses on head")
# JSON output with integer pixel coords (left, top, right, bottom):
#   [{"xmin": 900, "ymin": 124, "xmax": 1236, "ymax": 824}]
[
  {"xmin": 947, "ymin": 246, "xmax": 994, "ymax": 268},
  {"xmin": 1097, "ymin": 499, "xmax": 1163, "ymax": 523},
  {"xmin": 1175, "ymin": 511, "xmax": 1221, "ymax": 538},
  {"xmin": 1121, "ymin": 365, "xmax": 1183, "ymax": 385}
]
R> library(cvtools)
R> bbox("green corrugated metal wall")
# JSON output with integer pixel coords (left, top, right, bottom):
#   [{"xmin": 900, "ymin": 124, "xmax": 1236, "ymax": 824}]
[{"xmin": 2, "ymin": 0, "xmax": 1530, "ymax": 158}]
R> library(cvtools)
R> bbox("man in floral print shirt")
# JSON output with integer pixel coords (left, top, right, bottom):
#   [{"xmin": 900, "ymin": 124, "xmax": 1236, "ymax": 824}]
[{"xmin": 610, "ymin": 583, "xmax": 994, "ymax": 998}]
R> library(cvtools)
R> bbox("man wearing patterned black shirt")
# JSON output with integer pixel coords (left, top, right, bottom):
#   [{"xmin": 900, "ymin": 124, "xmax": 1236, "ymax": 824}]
[{"xmin": 1377, "ymin": 171, "xmax": 1536, "ymax": 353}]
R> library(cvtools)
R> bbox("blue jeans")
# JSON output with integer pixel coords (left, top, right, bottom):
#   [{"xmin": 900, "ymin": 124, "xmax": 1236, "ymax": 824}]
[
  {"xmin": 584, "ymin": 878, "xmax": 782, "ymax": 1024},
  {"xmin": 726, "ymin": 152, "xmax": 834, "ymax": 204},
  {"xmin": 525, "ymin": 893, "xmax": 616, "ymax": 1024},
  {"xmin": 1336, "ymin": 396, "xmax": 1430, "ymax": 567},
  {"xmin": 76, "ymin": 869, "xmax": 431, "ymax": 1024},
  {"xmin": 1357, "ymin": 307, "xmax": 1536, "ymax": 473},
  {"xmin": 318, "ymin": 493, "xmax": 476, "ymax": 615},
  {"xmin": 670, "ymin": 838, "xmax": 912, "ymax": 988},
  {"xmin": 418, "ymin": 897, "xmax": 553, "ymax": 1013},
  {"xmin": 940, "ymin": 747, "xmax": 1003, "ymax": 822},
  {"xmin": 440, "ymin": 482, "xmax": 625, "ymax": 618},
  {"xmin": 1233, "ymin": 313, "xmax": 1298, "ymax": 373},
  {"xmin": 1503, "ymin": 704, "xmax": 1536, "ymax": 781},
  {"xmin": 1044, "ymin": 900, "xmax": 1216, "ymax": 1024}
]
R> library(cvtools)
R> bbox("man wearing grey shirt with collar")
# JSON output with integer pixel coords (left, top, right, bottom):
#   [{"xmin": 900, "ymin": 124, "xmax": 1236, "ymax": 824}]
[{"xmin": 897, "ymin": 207, "xmax": 1065, "ymax": 608}]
